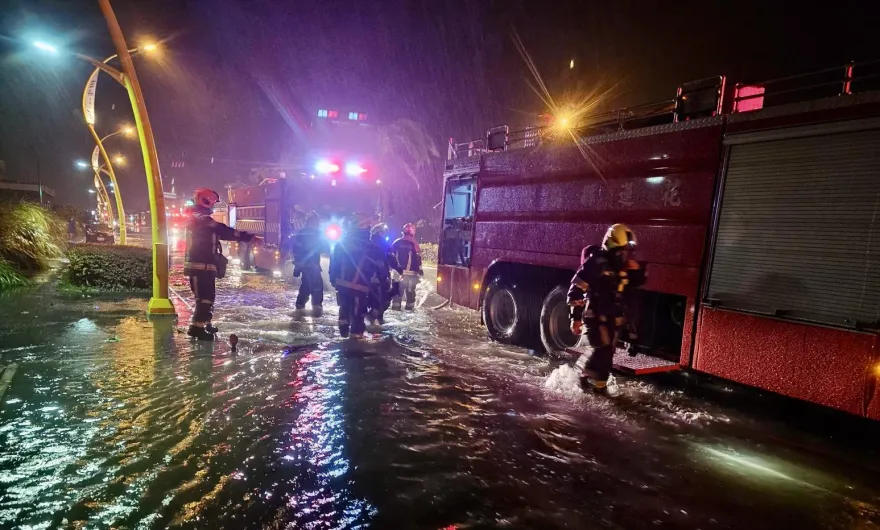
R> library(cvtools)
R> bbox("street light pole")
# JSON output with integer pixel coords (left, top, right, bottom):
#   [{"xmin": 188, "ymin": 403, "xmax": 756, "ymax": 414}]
[
  {"xmin": 98, "ymin": 0, "xmax": 174, "ymax": 316},
  {"xmin": 83, "ymin": 54, "xmax": 139, "ymax": 245}
]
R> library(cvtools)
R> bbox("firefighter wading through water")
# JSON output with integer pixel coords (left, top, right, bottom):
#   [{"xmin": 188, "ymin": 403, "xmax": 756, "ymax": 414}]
[
  {"xmin": 184, "ymin": 188, "xmax": 255, "ymax": 341},
  {"xmin": 292, "ymin": 211, "xmax": 329, "ymax": 314},
  {"xmin": 329, "ymin": 213, "xmax": 390, "ymax": 338},
  {"xmin": 567, "ymin": 224, "xmax": 645, "ymax": 397},
  {"xmin": 369, "ymin": 223, "xmax": 400, "ymax": 325},
  {"xmin": 391, "ymin": 222, "xmax": 423, "ymax": 310}
]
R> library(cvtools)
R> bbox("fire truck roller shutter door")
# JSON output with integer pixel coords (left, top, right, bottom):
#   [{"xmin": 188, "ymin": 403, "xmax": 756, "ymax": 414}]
[{"xmin": 708, "ymin": 121, "xmax": 880, "ymax": 329}]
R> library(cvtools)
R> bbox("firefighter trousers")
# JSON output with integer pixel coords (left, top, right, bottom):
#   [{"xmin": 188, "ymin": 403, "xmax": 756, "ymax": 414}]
[
  {"xmin": 583, "ymin": 315, "xmax": 622, "ymax": 382},
  {"xmin": 337, "ymin": 287, "xmax": 367, "ymax": 336},
  {"xmin": 189, "ymin": 273, "xmax": 216, "ymax": 327},
  {"xmin": 295, "ymin": 268, "xmax": 324, "ymax": 308},
  {"xmin": 392, "ymin": 274, "xmax": 419, "ymax": 310},
  {"xmin": 368, "ymin": 281, "xmax": 391, "ymax": 321}
]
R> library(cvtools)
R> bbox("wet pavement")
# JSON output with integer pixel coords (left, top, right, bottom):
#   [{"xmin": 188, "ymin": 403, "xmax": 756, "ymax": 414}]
[{"xmin": 2, "ymin": 263, "xmax": 880, "ymax": 529}]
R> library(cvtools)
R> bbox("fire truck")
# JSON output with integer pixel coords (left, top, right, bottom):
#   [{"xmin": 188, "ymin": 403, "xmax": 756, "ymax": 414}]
[
  {"xmin": 438, "ymin": 61, "xmax": 880, "ymax": 420},
  {"xmin": 227, "ymin": 172, "xmax": 382, "ymax": 273},
  {"xmin": 226, "ymin": 108, "xmax": 383, "ymax": 272}
]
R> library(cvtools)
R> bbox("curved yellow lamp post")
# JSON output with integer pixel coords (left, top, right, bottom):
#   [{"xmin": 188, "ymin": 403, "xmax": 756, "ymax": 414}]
[{"xmin": 34, "ymin": 1, "xmax": 174, "ymax": 315}]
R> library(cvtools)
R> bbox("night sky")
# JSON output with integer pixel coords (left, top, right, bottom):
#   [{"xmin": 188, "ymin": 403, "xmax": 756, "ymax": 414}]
[{"xmin": 0, "ymin": 0, "xmax": 878, "ymax": 211}]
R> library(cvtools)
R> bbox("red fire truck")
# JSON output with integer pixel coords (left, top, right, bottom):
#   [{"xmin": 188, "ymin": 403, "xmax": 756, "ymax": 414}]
[
  {"xmin": 226, "ymin": 108, "xmax": 383, "ymax": 272},
  {"xmin": 438, "ymin": 61, "xmax": 880, "ymax": 420},
  {"xmin": 227, "ymin": 173, "xmax": 382, "ymax": 273}
]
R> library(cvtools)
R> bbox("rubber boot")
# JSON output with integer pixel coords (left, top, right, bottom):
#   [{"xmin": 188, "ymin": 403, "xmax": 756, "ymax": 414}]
[
  {"xmin": 188, "ymin": 325, "xmax": 215, "ymax": 341},
  {"xmin": 339, "ymin": 324, "xmax": 350, "ymax": 338},
  {"xmin": 312, "ymin": 305, "xmax": 323, "ymax": 316}
]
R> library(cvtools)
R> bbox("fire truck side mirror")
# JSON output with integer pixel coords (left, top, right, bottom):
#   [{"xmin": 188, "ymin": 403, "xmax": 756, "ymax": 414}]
[{"xmin": 486, "ymin": 125, "xmax": 509, "ymax": 152}]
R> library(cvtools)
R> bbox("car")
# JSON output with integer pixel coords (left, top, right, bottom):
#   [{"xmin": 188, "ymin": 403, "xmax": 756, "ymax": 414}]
[{"xmin": 85, "ymin": 223, "xmax": 116, "ymax": 244}]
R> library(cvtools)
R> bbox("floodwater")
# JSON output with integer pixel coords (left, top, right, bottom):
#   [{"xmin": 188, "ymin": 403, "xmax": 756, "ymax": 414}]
[{"xmin": 2, "ymin": 266, "xmax": 880, "ymax": 529}]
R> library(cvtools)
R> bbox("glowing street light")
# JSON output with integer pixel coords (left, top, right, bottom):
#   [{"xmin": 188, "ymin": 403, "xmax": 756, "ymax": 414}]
[
  {"xmin": 75, "ymin": 160, "xmax": 89, "ymax": 169},
  {"xmin": 141, "ymin": 42, "xmax": 158, "ymax": 53},
  {"xmin": 113, "ymin": 154, "xmax": 126, "ymax": 166},
  {"xmin": 33, "ymin": 41, "xmax": 58, "ymax": 53},
  {"xmin": 569, "ymin": 59, "xmax": 575, "ymax": 70}
]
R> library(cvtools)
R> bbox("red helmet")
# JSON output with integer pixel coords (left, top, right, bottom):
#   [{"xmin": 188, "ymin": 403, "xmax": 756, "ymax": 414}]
[
  {"xmin": 402, "ymin": 223, "xmax": 416, "ymax": 236},
  {"xmin": 194, "ymin": 188, "xmax": 220, "ymax": 209}
]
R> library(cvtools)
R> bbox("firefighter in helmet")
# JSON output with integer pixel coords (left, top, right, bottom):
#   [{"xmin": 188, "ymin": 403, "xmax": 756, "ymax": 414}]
[
  {"xmin": 368, "ymin": 223, "xmax": 402, "ymax": 325},
  {"xmin": 292, "ymin": 211, "xmax": 329, "ymax": 314},
  {"xmin": 391, "ymin": 222, "xmax": 423, "ymax": 310},
  {"xmin": 567, "ymin": 224, "xmax": 646, "ymax": 396},
  {"xmin": 329, "ymin": 213, "xmax": 390, "ymax": 338},
  {"xmin": 184, "ymin": 188, "xmax": 255, "ymax": 341}
]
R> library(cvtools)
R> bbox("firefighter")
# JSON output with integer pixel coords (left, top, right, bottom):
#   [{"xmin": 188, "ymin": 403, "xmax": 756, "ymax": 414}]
[
  {"xmin": 185, "ymin": 188, "xmax": 255, "ymax": 341},
  {"xmin": 368, "ymin": 223, "xmax": 401, "ymax": 325},
  {"xmin": 567, "ymin": 224, "xmax": 645, "ymax": 396},
  {"xmin": 292, "ymin": 211, "xmax": 329, "ymax": 313},
  {"xmin": 391, "ymin": 223, "xmax": 423, "ymax": 310},
  {"xmin": 329, "ymin": 213, "xmax": 390, "ymax": 338}
]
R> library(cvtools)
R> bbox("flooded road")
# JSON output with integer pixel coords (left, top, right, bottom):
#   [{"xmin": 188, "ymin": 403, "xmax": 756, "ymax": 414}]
[{"xmin": 2, "ymin": 266, "xmax": 880, "ymax": 529}]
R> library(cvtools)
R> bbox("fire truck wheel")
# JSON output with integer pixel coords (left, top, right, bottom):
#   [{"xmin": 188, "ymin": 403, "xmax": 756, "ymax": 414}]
[
  {"xmin": 539, "ymin": 285, "xmax": 583, "ymax": 354},
  {"xmin": 482, "ymin": 278, "xmax": 536, "ymax": 345}
]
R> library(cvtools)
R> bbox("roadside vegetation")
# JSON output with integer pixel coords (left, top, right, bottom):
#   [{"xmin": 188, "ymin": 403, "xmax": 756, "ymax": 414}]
[
  {"xmin": 64, "ymin": 244, "xmax": 152, "ymax": 291},
  {"xmin": 0, "ymin": 203, "xmax": 66, "ymax": 291}
]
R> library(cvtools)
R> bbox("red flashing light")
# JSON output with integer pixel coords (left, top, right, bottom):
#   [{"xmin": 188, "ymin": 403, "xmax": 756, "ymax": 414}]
[
  {"xmin": 325, "ymin": 224, "xmax": 341, "ymax": 241},
  {"xmin": 328, "ymin": 110, "xmax": 338, "ymax": 119}
]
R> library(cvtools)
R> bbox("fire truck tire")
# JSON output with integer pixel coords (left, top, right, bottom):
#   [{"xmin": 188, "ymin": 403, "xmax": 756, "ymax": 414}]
[
  {"xmin": 539, "ymin": 285, "xmax": 583, "ymax": 354},
  {"xmin": 482, "ymin": 278, "xmax": 537, "ymax": 345}
]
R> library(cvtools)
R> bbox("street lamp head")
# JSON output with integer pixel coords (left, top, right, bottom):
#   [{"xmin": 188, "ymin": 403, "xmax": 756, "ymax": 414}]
[
  {"xmin": 88, "ymin": 189, "xmax": 96, "ymax": 194},
  {"xmin": 141, "ymin": 42, "xmax": 158, "ymax": 53},
  {"xmin": 33, "ymin": 41, "xmax": 58, "ymax": 53},
  {"xmin": 75, "ymin": 160, "xmax": 89, "ymax": 169},
  {"xmin": 113, "ymin": 155, "xmax": 126, "ymax": 166},
  {"xmin": 122, "ymin": 126, "xmax": 136, "ymax": 137}
]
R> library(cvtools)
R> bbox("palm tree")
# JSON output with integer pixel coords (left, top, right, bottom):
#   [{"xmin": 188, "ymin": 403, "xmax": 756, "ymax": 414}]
[
  {"xmin": 376, "ymin": 119, "xmax": 442, "ymax": 230},
  {"xmin": 376, "ymin": 119, "xmax": 440, "ymax": 190}
]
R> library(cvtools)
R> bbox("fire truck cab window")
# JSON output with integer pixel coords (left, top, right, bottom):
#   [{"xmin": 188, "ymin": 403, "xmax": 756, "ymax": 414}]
[{"xmin": 440, "ymin": 177, "xmax": 476, "ymax": 266}]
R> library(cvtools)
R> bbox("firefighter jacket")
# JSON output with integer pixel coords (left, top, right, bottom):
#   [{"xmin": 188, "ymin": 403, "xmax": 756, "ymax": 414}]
[
  {"xmin": 567, "ymin": 248, "xmax": 646, "ymax": 321},
  {"xmin": 292, "ymin": 226, "xmax": 329, "ymax": 271},
  {"xmin": 184, "ymin": 205, "xmax": 253, "ymax": 277},
  {"xmin": 329, "ymin": 234, "xmax": 390, "ymax": 294},
  {"xmin": 391, "ymin": 235, "xmax": 423, "ymax": 276},
  {"xmin": 373, "ymin": 234, "xmax": 402, "ymax": 275}
]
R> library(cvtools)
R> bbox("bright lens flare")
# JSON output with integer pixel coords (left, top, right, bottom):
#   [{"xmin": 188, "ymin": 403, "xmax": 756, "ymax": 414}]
[
  {"xmin": 325, "ymin": 224, "xmax": 341, "ymax": 241},
  {"xmin": 142, "ymin": 43, "xmax": 158, "ymax": 53},
  {"xmin": 33, "ymin": 41, "xmax": 57, "ymax": 53},
  {"xmin": 315, "ymin": 160, "xmax": 339, "ymax": 174},
  {"xmin": 345, "ymin": 162, "xmax": 367, "ymax": 176}
]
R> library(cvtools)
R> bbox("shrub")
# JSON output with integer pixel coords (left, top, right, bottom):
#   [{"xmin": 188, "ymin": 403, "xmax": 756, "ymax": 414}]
[
  {"xmin": 421, "ymin": 242, "xmax": 438, "ymax": 265},
  {"xmin": 65, "ymin": 244, "xmax": 152, "ymax": 291},
  {"xmin": 0, "ymin": 203, "xmax": 66, "ymax": 271},
  {"xmin": 0, "ymin": 259, "xmax": 27, "ymax": 290}
]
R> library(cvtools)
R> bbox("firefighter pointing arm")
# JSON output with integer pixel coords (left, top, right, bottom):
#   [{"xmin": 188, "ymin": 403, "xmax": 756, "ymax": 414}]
[
  {"xmin": 185, "ymin": 188, "xmax": 255, "ymax": 341},
  {"xmin": 567, "ymin": 224, "xmax": 645, "ymax": 397}
]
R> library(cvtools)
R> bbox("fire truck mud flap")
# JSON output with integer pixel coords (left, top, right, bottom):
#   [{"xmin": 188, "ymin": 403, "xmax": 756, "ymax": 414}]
[{"xmin": 566, "ymin": 346, "xmax": 681, "ymax": 376}]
